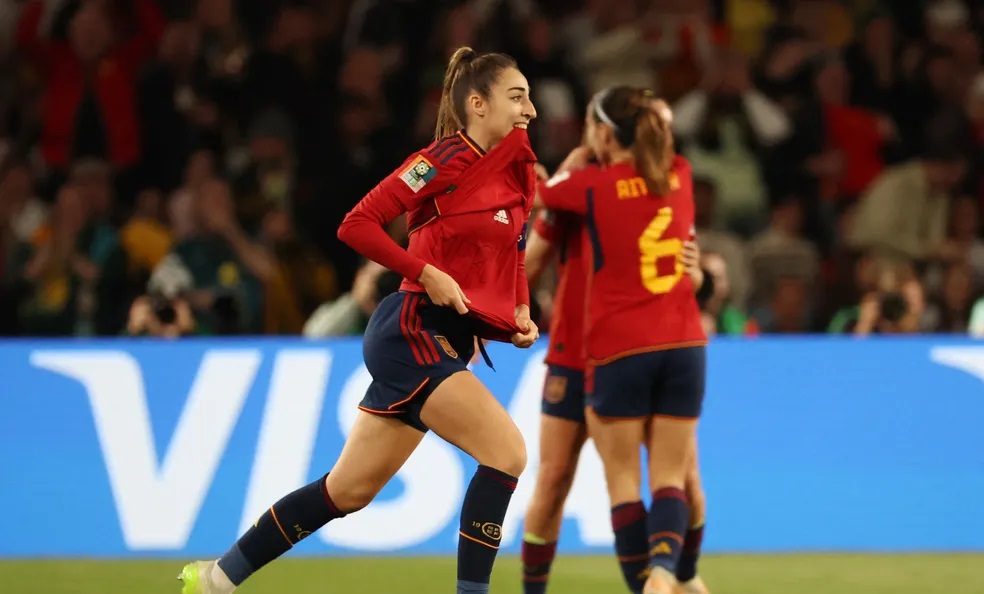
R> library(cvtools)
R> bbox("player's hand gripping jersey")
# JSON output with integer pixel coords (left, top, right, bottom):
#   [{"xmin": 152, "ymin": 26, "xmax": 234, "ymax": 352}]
[
  {"xmin": 533, "ymin": 209, "xmax": 588, "ymax": 370},
  {"xmin": 338, "ymin": 128, "xmax": 537, "ymax": 342},
  {"xmin": 537, "ymin": 156, "xmax": 706, "ymax": 363}
]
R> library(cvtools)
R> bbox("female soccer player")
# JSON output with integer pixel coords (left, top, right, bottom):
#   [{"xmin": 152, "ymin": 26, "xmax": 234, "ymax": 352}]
[
  {"xmin": 521, "ymin": 211, "xmax": 709, "ymax": 594},
  {"xmin": 536, "ymin": 86, "xmax": 707, "ymax": 594},
  {"xmin": 178, "ymin": 46, "xmax": 539, "ymax": 594}
]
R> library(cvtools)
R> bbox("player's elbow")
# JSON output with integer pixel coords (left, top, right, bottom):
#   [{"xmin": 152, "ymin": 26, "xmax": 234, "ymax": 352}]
[{"xmin": 336, "ymin": 211, "xmax": 360, "ymax": 247}]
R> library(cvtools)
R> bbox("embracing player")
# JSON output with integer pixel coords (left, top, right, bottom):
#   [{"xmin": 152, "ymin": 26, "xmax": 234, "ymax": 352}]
[{"xmin": 535, "ymin": 86, "xmax": 709, "ymax": 594}]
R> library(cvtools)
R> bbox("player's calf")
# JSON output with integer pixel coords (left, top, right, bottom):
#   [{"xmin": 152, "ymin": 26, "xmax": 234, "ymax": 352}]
[{"xmin": 215, "ymin": 473, "xmax": 347, "ymax": 589}]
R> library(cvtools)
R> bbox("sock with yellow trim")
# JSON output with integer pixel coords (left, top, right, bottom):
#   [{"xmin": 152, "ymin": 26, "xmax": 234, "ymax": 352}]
[
  {"xmin": 217, "ymin": 473, "xmax": 346, "ymax": 585},
  {"xmin": 521, "ymin": 533, "xmax": 557, "ymax": 594},
  {"xmin": 457, "ymin": 465, "xmax": 518, "ymax": 594},
  {"xmin": 647, "ymin": 487, "xmax": 689, "ymax": 575},
  {"xmin": 611, "ymin": 501, "xmax": 649, "ymax": 593}
]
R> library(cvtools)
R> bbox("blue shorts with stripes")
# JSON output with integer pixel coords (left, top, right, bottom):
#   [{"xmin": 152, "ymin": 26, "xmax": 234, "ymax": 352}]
[{"xmin": 360, "ymin": 291, "xmax": 479, "ymax": 432}]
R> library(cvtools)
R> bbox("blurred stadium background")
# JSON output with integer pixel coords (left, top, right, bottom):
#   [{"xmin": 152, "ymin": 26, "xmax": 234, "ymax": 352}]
[{"xmin": 2, "ymin": 0, "xmax": 984, "ymax": 592}]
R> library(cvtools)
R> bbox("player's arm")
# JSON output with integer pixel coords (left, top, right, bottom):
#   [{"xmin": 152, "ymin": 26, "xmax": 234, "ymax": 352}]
[
  {"xmin": 525, "ymin": 210, "xmax": 559, "ymax": 287},
  {"xmin": 337, "ymin": 153, "xmax": 444, "ymax": 282},
  {"xmin": 535, "ymin": 168, "xmax": 591, "ymax": 215}
]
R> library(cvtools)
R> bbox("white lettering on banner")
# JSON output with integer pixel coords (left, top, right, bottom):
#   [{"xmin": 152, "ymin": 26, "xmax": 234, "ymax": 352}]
[
  {"xmin": 930, "ymin": 347, "xmax": 984, "ymax": 384},
  {"xmin": 30, "ymin": 350, "xmax": 260, "ymax": 550},
  {"xmin": 239, "ymin": 350, "xmax": 333, "ymax": 536},
  {"xmin": 499, "ymin": 350, "xmax": 615, "ymax": 548},
  {"xmin": 319, "ymin": 365, "xmax": 466, "ymax": 550}
]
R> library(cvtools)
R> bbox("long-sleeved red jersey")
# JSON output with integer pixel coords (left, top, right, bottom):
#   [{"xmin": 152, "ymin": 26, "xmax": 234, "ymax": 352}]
[
  {"xmin": 537, "ymin": 156, "xmax": 706, "ymax": 364},
  {"xmin": 338, "ymin": 128, "xmax": 538, "ymax": 342}
]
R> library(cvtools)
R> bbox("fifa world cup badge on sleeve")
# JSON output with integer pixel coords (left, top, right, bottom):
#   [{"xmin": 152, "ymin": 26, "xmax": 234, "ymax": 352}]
[{"xmin": 400, "ymin": 155, "xmax": 438, "ymax": 193}]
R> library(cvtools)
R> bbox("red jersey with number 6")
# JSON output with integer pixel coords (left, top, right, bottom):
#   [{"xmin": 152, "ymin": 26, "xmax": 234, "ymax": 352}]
[{"xmin": 537, "ymin": 157, "xmax": 706, "ymax": 364}]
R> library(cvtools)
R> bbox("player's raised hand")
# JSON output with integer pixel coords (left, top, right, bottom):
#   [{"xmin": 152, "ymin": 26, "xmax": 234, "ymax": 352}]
[
  {"xmin": 682, "ymin": 240, "xmax": 704, "ymax": 289},
  {"xmin": 556, "ymin": 145, "xmax": 594, "ymax": 173},
  {"xmin": 419, "ymin": 264, "xmax": 470, "ymax": 314},
  {"xmin": 511, "ymin": 305, "xmax": 539, "ymax": 348}
]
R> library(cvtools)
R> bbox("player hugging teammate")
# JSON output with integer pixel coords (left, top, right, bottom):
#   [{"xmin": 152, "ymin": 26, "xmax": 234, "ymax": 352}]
[{"xmin": 523, "ymin": 87, "xmax": 713, "ymax": 594}]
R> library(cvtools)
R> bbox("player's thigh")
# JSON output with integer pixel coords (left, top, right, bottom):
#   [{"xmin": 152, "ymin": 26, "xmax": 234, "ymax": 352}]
[
  {"xmin": 420, "ymin": 370, "xmax": 527, "ymax": 477},
  {"xmin": 645, "ymin": 414, "xmax": 697, "ymax": 489},
  {"xmin": 325, "ymin": 410, "xmax": 425, "ymax": 512},
  {"xmin": 537, "ymin": 365, "xmax": 588, "ymax": 488},
  {"xmin": 585, "ymin": 406, "xmax": 644, "ymax": 506}
]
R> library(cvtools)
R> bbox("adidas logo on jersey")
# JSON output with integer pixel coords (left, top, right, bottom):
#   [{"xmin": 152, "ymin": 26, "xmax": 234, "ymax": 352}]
[{"xmin": 494, "ymin": 209, "xmax": 510, "ymax": 224}]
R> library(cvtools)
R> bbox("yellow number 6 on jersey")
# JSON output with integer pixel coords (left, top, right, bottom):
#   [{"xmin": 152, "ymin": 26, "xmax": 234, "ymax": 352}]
[{"xmin": 639, "ymin": 207, "xmax": 684, "ymax": 294}]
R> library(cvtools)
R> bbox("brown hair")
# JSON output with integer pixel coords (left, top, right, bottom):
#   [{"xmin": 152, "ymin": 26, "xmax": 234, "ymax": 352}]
[
  {"xmin": 434, "ymin": 46, "xmax": 518, "ymax": 139},
  {"xmin": 594, "ymin": 86, "xmax": 675, "ymax": 195}
]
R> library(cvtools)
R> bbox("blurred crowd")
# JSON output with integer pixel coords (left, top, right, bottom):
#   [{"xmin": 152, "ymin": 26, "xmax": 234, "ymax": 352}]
[{"xmin": 1, "ymin": 0, "xmax": 984, "ymax": 338}]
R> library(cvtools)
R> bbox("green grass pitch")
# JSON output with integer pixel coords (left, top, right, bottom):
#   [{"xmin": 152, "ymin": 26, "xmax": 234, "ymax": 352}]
[{"xmin": 2, "ymin": 554, "xmax": 983, "ymax": 593}]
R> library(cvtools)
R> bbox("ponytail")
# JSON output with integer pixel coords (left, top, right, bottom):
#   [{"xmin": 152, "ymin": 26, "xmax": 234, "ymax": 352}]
[
  {"xmin": 594, "ymin": 87, "xmax": 676, "ymax": 196},
  {"xmin": 435, "ymin": 46, "xmax": 478, "ymax": 139},
  {"xmin": 434, "ymin": 46, "xmax": 518, "ymax": 140},
  {"xmin": 631, "ymin": 96, "xmax": 675, "ymax": 196}
]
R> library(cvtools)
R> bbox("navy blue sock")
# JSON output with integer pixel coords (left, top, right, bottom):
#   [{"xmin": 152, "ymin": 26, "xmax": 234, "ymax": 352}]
[
  {"xmin": 457, "ymin": 465, "xmax": 518, "ymax": 594},
  {"xmin": 217, "ymin": 474, "xmax": 346, "ymax": 585},
  {"xmin": 647, "ymin": 487, "xmax": 689, "ymax": 574},
  {"xmin": 611, "ymin": 501, "xmax": 649, "ymax": 593},
  {"xmin": 676, "ymin": 523, "xmax": 705, "ymax": 582}
]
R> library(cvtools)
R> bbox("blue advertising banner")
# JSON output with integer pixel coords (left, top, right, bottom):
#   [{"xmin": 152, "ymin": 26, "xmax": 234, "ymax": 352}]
[{"xmin": 1, "ymin": 337, "xmax": 982, "ymax": 557}]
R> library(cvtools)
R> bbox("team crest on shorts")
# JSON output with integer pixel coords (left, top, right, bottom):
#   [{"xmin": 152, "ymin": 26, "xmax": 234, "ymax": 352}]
[
  {"xmin": 543, "ymin": 375, "xmax": 568, "ymax": 404},
  {"xmin": 400, "ymin": 155, "xmax": 437, "ymax": 193},
  {"xmin": 434, "ymin": 335, "xmax": 458, "ymax": 359}
]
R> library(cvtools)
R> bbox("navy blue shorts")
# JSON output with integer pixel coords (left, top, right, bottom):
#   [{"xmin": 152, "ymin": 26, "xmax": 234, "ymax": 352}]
[
  {"xmin": 541, "ymin": 364, "xmax": 586, "ymax": 423},
  {"xmin": 587, "ymin": 346, "xmax": 706, "ymax": 419},
  {"xmin": 360, "ymin": 291, "xmax": 479, "ymax": 432}
]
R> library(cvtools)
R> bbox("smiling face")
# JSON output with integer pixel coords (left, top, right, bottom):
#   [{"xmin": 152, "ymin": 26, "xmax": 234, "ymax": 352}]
[{"xmin": 465, "ymin": 66, "xmax": 536, "ymax": 146}]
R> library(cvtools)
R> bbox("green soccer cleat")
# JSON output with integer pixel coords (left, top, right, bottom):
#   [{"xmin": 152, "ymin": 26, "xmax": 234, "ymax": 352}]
[{"xmin": 178, "ymin": 560, "xmax": 223, "ymax": 594}]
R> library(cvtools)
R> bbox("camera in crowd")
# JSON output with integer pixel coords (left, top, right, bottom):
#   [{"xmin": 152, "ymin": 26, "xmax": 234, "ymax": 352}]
[{"xmin": 877, "ymin": 291, "xmax": 909, "ymax": 325}]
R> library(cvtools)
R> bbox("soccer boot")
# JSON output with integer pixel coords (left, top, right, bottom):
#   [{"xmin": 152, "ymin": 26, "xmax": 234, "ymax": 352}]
[
  {"xmin": 678, "ymin": 575, "xmax": 710, "ymax": 594},
  {"xmin": 178, "ymin": 560, "xmax": 231, "ymax": 594}
]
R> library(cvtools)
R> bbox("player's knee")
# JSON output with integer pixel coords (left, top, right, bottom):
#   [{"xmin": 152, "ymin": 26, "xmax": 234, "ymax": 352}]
[
  {"xmin": 479, "ymin": 434, "xmax": 527, "ymax": 478},
  {"xmin": 648, "ymin": 461, "xmax": 688, "ymax": 492},
  {"xmin": 537, "ymin": 459, "xmax": 578, "ymax": 504},
  {"xmin": 324, "ymin": 477, "xmax": 381, "ymax": 513},
  {"xmin": 607, "ymin": 472, "xmax": 643, "ymax": 506}
]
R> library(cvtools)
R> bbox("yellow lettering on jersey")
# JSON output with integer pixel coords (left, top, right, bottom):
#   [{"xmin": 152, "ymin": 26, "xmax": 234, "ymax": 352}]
[
  {"xmin": 617, "ymin": 177, "xmax": 650, "ymax": 199},
  {"xmin": 629, "ymin": 177, "xmax": 648, "ymax": 197},
  {"xmin": 616, "ymin": 179, "xmax": 631, "ymax": 199}
]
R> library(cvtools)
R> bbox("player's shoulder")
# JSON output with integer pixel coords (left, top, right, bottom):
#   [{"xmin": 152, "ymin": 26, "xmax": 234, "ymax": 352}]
[
  {"xmin": 671, "ymin": 155, "xmax": 692, "ymax": 176},
  {"xmin": 543, "ymin": 163, "xmax": 603, "ymax": 189},
  {"xmin": 422, "ymin": 133, "xmax": 480, "ymax": 170},
  {"xmin": 391, "ymin": 135, "xmax": 477, "ymax": 194}
]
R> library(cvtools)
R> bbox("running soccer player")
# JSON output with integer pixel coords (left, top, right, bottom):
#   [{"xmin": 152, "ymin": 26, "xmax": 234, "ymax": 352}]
[
  {"xmin": 178, "ymin": 46, "xmax": 539, "ymax": 594},
  {"xmin": 536, "ymin": 86, "xmax": 707, "ymax": 594}
]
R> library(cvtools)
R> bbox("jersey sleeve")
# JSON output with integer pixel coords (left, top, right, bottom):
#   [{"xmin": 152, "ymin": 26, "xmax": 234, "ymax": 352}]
[
  {"xmin": 337, "ymin": 152, "xmax": 447, "ymax": 281},
  {"xmin": 532, "ymin": 209, "xmax": 560, "ymax": 244},
  {"xmin": 537, "ymin": 168, "xmax": 591, "ymax": 215}
]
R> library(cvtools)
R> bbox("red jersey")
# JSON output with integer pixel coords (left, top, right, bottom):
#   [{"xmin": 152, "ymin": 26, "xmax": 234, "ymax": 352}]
[
  {"xmin": 533, "ymin": 209, "xmax": 587, "ymax": 371},
  {"xmin": 338, "ymin": 128, "xmax": 537, "ymax": 342},
  {"xmin": 537, "ymin": 157, "xmax": 706, "ymax": 364}
]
